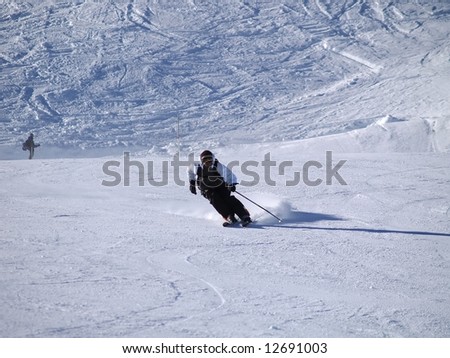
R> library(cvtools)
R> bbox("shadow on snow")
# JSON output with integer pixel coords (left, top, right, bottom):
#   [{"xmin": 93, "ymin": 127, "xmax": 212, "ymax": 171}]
[{"xmin": 255, "ymin": 211, "xmax": 450, "ymax": 238}]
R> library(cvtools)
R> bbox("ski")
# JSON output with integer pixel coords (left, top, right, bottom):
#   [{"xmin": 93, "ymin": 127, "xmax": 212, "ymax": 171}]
[
  {"xmin": 222, "ymin": 219, "xmax": 255, "ymax": 227},
  {"xmin": 241, "ymin": 219, "xmax": 254, "ymax": 227},
  {"xmin": 223, "ymin": 221, "xmax": 239, "ymax": 227}
]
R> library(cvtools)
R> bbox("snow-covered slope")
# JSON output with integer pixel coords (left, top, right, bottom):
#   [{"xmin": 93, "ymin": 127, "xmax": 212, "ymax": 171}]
[
  {"xmin": 1, "ymin": 0, "xmax": 449, "ymax": 155},
  {"xmin": 1, "ymin": 148, "xmax": 450, "ymax": 337},
  {"xmin": 1, "ymin": 1, "xmax": 450, "ymax": 338}
]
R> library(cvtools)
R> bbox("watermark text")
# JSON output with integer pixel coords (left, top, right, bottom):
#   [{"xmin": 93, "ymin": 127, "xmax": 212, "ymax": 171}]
[{"xmin": 101, "ymin": 151, "xmax": 347, "ymax": 187}]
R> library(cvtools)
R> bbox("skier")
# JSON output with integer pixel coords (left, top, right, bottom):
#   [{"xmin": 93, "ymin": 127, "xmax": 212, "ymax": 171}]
[
  {"xmin": 188, "ymin": 150, "xmax": 252, "ymax": 226},
  {"xmin": 22, "ymin": 133, "xmax": 40, "ymax": 159}
]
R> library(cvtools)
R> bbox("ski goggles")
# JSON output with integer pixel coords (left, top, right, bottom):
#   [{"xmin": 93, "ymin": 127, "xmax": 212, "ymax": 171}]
[{"xmin": 200, "ymin": 155, "xmax": 214, "ymax": 165}]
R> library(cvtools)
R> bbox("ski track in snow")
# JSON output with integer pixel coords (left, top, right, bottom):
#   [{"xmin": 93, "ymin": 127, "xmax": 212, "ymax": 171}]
[
  {"xmin": 315, "ymin": 0, "xmax": 333, "ymax": 20},
  {"xmin": 146, "ymin": 250, "xmax": 226, "ymax": 323}
]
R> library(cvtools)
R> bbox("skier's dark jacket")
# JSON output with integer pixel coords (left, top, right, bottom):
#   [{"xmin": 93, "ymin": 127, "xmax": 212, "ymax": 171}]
[
  {"xmin": 22, "ymin": 135, "xmax": 37, "ymax": 150},
  {"xmin": 188, "ymin": 156, "xmax": 237, "ymax": 198}
]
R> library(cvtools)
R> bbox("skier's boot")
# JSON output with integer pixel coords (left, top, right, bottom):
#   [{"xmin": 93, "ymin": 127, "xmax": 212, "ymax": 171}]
[
  {"xmin": 241, "ymin": 216, "xmax": 252, "ymax": 227},
  {"xmin": 223, "ymin": 214, "xmax": 238, "ymax": 227}
]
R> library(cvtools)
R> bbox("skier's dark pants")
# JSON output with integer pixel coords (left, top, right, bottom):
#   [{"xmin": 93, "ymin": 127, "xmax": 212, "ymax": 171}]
[
  {"xmin": 209, "ymin": 187, "xmax": 249, "ymax": 220},
  {"xmin": 23, "ymin": 145, "xmax": 34, "ymax": 159}
]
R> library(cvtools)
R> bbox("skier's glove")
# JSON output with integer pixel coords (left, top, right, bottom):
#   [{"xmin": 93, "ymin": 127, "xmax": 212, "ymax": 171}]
[
  {"xmin": 227, "ymin": 184, "xmax": 236, "ymax": 192},
  {"xmin": 189, "ymin": 180, "xmax": 197, "ymax": 195}
]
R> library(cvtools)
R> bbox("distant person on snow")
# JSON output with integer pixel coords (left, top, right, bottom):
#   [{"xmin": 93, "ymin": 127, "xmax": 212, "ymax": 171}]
[
  {"xmin": 22, "ymin": 133, "xmax": 40, "ymax": 159},
  {"xmin": 188, "ymin": 150, "xmax": 252, "ymax": 226}
]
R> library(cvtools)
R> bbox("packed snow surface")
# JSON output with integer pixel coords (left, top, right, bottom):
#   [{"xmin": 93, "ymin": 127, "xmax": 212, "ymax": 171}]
[{"xmin": 1, "ymin": 0, "xmax": 450, "ymax": 337}]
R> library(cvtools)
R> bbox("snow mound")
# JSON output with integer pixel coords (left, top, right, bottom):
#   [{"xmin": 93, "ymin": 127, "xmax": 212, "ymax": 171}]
[
  {"xmin": 260, "ymin": 117, "xmax": 449, "ymax": 154},
  {"xmin": 376, "ymin": 115, "xmax": 406, "ymax": 126}
]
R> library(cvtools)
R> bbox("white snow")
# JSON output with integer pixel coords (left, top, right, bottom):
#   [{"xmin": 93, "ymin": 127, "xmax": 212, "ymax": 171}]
[{"xmin": 1, "ymin": 0, "xmax": 450, "ymax": 338}]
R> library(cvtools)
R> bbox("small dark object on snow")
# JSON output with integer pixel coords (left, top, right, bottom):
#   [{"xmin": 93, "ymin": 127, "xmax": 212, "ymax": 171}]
[{"xmin": 22, "ymin": 133, "xmax": 40, "ymax": 159}]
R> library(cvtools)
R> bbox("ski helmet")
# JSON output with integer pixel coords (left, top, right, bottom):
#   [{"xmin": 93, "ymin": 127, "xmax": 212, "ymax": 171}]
[{"xmin": 200, "ymin": 150, "xmax": 214, "ymax": 164}]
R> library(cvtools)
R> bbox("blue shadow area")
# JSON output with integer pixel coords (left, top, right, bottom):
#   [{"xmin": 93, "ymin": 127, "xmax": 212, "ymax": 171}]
[{"xmin": 255, "ymin": 211, "xmax": 450, "ymax": 237}]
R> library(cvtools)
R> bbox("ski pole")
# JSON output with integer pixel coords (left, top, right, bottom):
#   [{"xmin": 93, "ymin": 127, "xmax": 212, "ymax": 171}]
[{"xmin": 235, "ymin": 190, "xmax": 283, "ymax": 222}]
